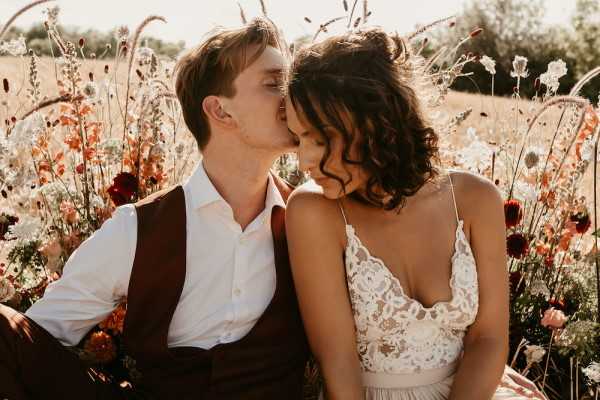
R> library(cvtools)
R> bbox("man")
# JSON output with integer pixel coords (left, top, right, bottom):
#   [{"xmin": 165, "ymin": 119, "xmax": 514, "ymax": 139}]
[{"xmin": 0, "ymin": 17, "xmax": 309, "ymax": 399}]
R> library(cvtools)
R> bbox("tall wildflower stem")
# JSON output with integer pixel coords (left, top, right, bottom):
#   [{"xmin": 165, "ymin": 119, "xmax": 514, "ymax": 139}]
[
  {"xmin": 121, "ymin": 16, "xmax": 166, "ymax": 172},
  {"xmin": 0, "ymin": 0, "xmax": 53, "ymax": 41},
  {"xmin": 541, "ymin": 330, "xmax": 554, "ymax": 392},
  {"xmin": 593, "ymin": 122, "xmax": 600, "ymax": 323}
]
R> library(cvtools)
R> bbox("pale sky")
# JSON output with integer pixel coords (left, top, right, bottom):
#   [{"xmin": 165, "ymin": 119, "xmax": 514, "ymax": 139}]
[{"xmin": 1, "ymin": 0, "xmax": 576, "ymax": 49}]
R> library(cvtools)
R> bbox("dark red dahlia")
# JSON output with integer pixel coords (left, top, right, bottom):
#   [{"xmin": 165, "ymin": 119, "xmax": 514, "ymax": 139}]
[
  {"xmin": 108, "ymin": 185, "xmax": 128, "ymax": 206},
  {"xmin": 507, "ymin": 233, "xmax": 529, "ymax": 259},
  {"xmin": 108, "ymin": 172, "xmax": 138, "ymax": 206},
  {"xmin": 0, "ymin": 213, "xmax": 19, "ymax": 240},
  {"xmin": 504, "ymin": 199, "xmax": 523, "ymax": 228},
  {"xmin": 113, "ymin": 172, "xmax": 138, "ymax": 198},
  {"xmin": 569, "ymin": 211, "xmax": 591, "ymax": 234}
]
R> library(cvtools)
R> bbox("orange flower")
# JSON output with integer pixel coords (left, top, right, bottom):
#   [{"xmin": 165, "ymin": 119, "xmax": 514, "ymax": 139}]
[
  {"xmin": 535, "ymin": 240, "xmax": 550, "ymax": 256},
  {"xmin": 83, "ymin": 331, "xmax": 117, "ymax": 364},
  {"xmin": 99, "ymin": 303, "xmax": 126, "ymax": 335},
  {"xmin": 59, "ymin": 201, "xmax": 78, "ymax": 224},
  {"xmin": 558, "ymin": 228, "xmax": 574, "ymax": 251},
  {"xmin": 64, "ymin": 132, "xmax": 81, "ymax": 150}
]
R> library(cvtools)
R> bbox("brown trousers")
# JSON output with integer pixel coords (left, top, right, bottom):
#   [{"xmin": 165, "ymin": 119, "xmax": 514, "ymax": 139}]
[{"xmin": 0, "ymin": 304, "xmax": 130, "ymax": 400}]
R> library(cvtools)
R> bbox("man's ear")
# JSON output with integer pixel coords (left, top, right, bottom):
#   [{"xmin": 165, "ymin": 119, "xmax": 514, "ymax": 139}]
[{"xmin": 202, "ymin": 96, "xmax": 236, "ymax": 128}]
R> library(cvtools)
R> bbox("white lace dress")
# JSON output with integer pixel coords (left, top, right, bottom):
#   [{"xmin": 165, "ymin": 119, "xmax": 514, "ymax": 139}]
[{"xmin": 340, "ymin": 175, "xmax": 547, "ymax": 400}]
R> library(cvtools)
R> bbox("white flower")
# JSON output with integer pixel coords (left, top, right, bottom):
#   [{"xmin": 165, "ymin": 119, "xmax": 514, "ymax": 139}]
[
  {"xmin": 582, "ymin": 362, "xmax": 600, "ymax": 383},
  {"xmin": 523, "ymin": 345, "xmax": 546, "ymax": 365},
  {"xmin": 0, "ymin": 278, "xmax": 16, "ymax": 303},
  {"xmin": 528, "ymin": 280, "xmax": 550, "ymax": 299},
  {"xmin": 510, "ymin": 55, "xmax": 529, "ymax": 79},
  {"xmin": 8, "ymin": 112, "xmax": 45, "ymax": 150},
  {"xmin": 555, "ymin": 320, "xmax": 599, "ymax": 349},
  {"xmin": 480, "ymin": 55, "xmax": 496, "ymax": 75},
  {"xmin": 513, "ymin": 181, "xmax": 539, "ymax": 202},
  {"xmin": 539, "ymin": 61, "xmax": 567, "ymax": 94},
  {"xmin": 455, "ymin": 128, "xmax": 494, "ymax": 172},
  {"xmin": 539, "ymin": 72, "xmax": 559, "ymax": 93},
  {"xmin": 5, "ymin": 215, "xmax": 42, "ymax": 242},
  {"xmin": 547, "ymin": 59, "xmax": 568, "ymax": 79},
  {"xmin": 135, "ymin": 46, "xmax": 155, "ymax": 64},
  {"xmin": 0, "ymin": 35, "xmax": 27, "ymax": 56}
]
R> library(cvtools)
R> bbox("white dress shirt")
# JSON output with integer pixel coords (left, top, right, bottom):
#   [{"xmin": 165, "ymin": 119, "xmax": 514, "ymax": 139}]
[{"xmin": 25, "ymin": 161, "xmax": 285, "ymax": 349}]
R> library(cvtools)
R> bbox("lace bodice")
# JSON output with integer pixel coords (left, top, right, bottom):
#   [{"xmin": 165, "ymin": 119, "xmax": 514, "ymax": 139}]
[{"xmin": 342, "ymin": 175, "xmax": 479, "ymax": 374}]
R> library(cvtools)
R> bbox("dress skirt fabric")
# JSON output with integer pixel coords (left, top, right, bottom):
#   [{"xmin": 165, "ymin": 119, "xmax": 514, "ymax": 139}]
[{"xmin": 319, "ymin": 363, "xmax": 547, "ymax": 400}]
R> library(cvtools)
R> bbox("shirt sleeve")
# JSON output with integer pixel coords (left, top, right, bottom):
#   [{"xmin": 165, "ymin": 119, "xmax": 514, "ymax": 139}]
[{"xmin": 24, "ymin": 204, "xmax": 137, "ymax": 346}]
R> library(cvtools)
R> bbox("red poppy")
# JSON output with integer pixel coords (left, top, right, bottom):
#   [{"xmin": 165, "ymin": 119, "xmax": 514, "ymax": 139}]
[
  {"xmin": 569, "ymin": 212, "xmax": 591, "ymax": 234},
  {"xmin": 504, "ymin": 199, "xmax": 523, "ymax": 228},
  {"xmin": 507, "ymin": 233, "xmax": 529, "ymax": 259}
]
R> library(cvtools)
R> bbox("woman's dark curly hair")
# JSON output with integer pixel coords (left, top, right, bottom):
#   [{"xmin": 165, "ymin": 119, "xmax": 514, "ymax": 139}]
[{"xmin": 286, "ymin": 27, "xmax": 440, "ymax": 210}]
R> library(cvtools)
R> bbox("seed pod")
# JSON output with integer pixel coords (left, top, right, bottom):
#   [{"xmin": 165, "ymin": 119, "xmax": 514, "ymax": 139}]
[
  {"xmin": 3, "ymin": 78, "xmax": 8, "ymax": 93},
  {"xmin": 79, "ymin": 37, "xmax": 85, "ymax": 48},
  {"xmin": 304, "ymin": 17, "xmax": 312, "ymax": 23},
  {"xmin": 104, "ymin": 65, "xmax": 109, "ymax": 74},
  {"xmin": 449, "ymin": 21, "xmax": 456, "ymax": 28},
  {"xmin": 534, "ymin": 77, "xmax": 540, "ymax": 91},
  {"xmin": 89, "ymin": 72, "xmax": 94, "ymax": 81}
]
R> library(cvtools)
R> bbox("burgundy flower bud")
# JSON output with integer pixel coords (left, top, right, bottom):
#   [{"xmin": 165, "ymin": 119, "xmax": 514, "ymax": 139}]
[{"xmin": 507, "ymin": 233, "xmax": 529, "ymax": 259}]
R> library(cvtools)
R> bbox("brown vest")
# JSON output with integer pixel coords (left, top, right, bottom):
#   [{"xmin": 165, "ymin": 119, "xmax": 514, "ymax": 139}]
[{"xmin": 122, "ymin": 176, "xmax": 309, "ymax": 399}]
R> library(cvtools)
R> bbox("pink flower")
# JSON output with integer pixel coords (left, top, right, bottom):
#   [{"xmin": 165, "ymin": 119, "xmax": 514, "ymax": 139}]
[{"xmin": 541, "ymin": 307, "xmax": 567, "ymax": 330}]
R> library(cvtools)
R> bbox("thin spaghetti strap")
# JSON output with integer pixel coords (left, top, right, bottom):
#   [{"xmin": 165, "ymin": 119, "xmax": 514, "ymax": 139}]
[
  {"xmin": 337, "ymin": 199, "xmax": 349, "ymax": 226},
  {"xmin": 448, "ymin": 172, "xmax": 460, "ymax": 223}
]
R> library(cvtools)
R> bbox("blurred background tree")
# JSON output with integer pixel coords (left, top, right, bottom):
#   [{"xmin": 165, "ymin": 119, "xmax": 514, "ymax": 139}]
[{"xmin": 425, "ymin": 0, "xmax": 600, "ymax": 100}]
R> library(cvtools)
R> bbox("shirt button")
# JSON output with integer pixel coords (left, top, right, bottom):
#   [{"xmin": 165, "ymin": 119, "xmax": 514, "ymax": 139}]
[{"xmin": 233, "ymin": 288, "xmax": 241, "ymax": 296}]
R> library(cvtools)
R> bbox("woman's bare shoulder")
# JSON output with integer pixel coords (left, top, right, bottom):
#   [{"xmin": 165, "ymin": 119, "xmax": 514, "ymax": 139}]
[
  {"xmin": 286, "ymin": 181, "xmax": 346, "ymax": 243},
  {"xmin": 448, "ymin": 169, "xmax": 504, "ymax": 221}
]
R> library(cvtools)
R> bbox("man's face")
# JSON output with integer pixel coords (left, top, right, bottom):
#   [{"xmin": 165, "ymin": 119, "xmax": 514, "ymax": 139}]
[{"xmin": 220, "ymin": 45, "xmax": 296, "ymax": 153}]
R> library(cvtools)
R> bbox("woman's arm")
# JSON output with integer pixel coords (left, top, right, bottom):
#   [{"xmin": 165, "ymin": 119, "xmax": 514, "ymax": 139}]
[
  {"xmin": 286, "ymin": 188, "xmax": 364, "ymax": 400},
  {"xmin": 449, "ymin": 173, "xmax": 510, "ymax": 400}
]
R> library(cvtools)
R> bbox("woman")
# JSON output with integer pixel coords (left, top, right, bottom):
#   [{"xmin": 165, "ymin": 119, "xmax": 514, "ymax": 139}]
[{"xmin": 284, "ymin": 28, "xmax": 546, "ymax": 400}]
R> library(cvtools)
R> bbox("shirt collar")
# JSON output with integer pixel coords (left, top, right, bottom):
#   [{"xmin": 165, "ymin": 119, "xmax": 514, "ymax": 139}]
[
  {"xmin": 184, "ymin": 161, "xmax": 287, "ymax": 211},
  {"xmin": 266, "ymin": 172, "xmax": 287, "ymax": 210},
  {"xmin": 184, "ymin": 161, "xmax": 224, "ymax": 210}
]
